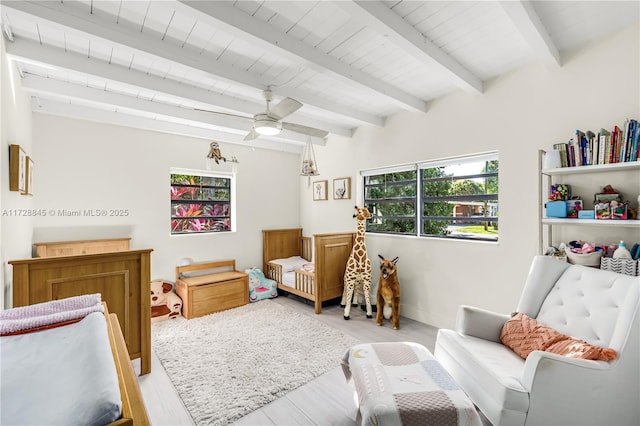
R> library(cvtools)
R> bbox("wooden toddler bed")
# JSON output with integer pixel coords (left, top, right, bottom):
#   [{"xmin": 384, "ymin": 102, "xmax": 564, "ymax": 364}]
[{"xmin": 262, "ymin": 228, "xmax": 354, "ymax": 314}]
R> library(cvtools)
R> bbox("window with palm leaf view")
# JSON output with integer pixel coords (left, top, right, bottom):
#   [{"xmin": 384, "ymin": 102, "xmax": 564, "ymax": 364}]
[
  {"xmin": 363, "ymin": 153, "xmax": 499, "ymax": 241},
  {"xmin": 170, "ymin": 169, "xmax": 235, "ymax": 235}
]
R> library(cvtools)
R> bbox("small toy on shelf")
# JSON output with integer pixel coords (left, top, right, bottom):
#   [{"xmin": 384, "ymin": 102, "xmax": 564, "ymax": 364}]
[{"xmin": 550, "ymin": 184, "xmax": 571, "ymax": 201}]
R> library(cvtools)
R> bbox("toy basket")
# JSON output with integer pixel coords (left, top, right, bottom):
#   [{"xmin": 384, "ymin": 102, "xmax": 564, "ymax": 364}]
[
  {"xmin": 564, "ymin": 247, "xmax": 603, "ymax": 267},
  {"xmin": 600, "ymin": 258, "xmax": 639, "ymax": 276}
]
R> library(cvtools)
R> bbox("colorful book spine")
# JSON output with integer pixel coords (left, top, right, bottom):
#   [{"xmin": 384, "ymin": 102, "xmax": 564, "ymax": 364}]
[{"xmin": 553, "ymin": 118, "xmax": 639, "ymax": 168}]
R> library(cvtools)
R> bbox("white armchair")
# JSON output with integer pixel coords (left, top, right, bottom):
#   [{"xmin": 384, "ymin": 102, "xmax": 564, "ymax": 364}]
[{"xmin": 434, "ymin": 256, "xmax": 640, "ymax": 426}]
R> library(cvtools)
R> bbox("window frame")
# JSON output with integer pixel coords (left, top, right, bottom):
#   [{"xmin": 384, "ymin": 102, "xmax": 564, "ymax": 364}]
[
  {"xmin": 170, "ymin": 167, "xmax": 236, "ymax": 235},
  {"xmin": 362, "ymin": 152, "xmax": 499, "ymax": 242},
  {"xmin": 362, "ymin": 165, "xmax": 418, "ymax": 235}
]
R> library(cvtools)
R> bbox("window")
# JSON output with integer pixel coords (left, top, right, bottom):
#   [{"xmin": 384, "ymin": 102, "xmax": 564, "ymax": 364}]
[
  {"xmin": 170, "ymin": 168, "xmax": 235, "ymax": 235},
  {"xmin": 363, "ymin": 153, "xmax": 499, "ymax": 241},
  {"xmin": 363, "ymin": 167, "xmax": 417, "ymax": 234}
]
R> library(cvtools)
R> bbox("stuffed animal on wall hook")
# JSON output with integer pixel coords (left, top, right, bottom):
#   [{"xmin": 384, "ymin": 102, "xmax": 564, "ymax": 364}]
[{"xmin": 207, "ymin": 141, "xmax": 226, "ymax": 164}]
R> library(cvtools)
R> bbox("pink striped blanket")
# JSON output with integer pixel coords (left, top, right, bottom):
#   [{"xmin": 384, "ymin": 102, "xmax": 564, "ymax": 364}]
[{"xmin": 0, "ymin": 294, "xmax": 103, "ymax": 335}]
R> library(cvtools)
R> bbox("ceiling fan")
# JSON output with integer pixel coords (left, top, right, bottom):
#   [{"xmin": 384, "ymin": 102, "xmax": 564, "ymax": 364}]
[{"xmin": 197, "ymin": 89, "xmax": 329, "ymax": 141}]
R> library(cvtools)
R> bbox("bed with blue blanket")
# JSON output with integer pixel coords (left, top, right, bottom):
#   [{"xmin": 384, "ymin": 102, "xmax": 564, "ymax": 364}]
[{"xmin": 0, "ymin": 295, "xmax": 149, "ymax": 426}]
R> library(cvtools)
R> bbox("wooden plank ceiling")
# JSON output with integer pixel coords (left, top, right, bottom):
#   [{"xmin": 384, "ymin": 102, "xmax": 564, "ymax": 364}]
[{"xmin": 1, "ymin": 1, "xmax": 638, "ymax": 153}]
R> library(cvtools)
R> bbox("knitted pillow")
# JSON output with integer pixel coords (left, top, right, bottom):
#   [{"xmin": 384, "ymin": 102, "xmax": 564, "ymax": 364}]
[
  {"xmin": 500, "ymin": 312, "xmax": 617, "ymax": 361},
  {"xmin": 500, "ymin": 312, "xmax": 565, "ymax": 359},
  {"xmin": 546, "ymin": 337, "xmax": 617, "ymax": 361}
]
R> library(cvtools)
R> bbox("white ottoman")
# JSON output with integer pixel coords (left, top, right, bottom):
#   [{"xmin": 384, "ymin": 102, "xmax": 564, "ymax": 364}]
[{"xmin": 342, "ymin": 342, "xmax": 482, "ymax": 426}]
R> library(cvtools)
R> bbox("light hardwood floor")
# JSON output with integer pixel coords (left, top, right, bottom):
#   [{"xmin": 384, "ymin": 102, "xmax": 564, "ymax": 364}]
[{"xmin": 134, "ymin": 295, "xmax": 445, "ymax": 426}]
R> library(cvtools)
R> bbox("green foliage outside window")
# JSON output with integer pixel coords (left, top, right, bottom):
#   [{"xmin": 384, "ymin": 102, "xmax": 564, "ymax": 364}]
[
  {"xmin": 363, "ymin": 157, "xmax": 499, "ymax": 241},
  {"xmin": 365, "ymin": 170, "xmax": 418, "ymax": 234}
]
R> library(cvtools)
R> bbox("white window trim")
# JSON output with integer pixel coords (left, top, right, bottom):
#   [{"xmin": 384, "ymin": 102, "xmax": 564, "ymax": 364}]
[{"xmin": 170, "ymin": 167, "xmax": 237, "ymax": 234}]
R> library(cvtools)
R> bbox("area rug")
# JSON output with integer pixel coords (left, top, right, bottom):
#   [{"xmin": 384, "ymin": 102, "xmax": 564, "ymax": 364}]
[{"xmin": 152, "ymin": 299, "xmax": 360, "ymax": 425}]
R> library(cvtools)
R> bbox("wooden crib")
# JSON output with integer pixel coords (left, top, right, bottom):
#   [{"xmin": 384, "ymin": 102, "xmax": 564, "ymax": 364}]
[{"xmin": 262, "ymin": 228, "xmax": 354, "ymax": 314}]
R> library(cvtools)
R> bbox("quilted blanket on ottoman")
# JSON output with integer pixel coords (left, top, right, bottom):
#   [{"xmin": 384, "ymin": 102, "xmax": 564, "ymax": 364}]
[{"xmin": 342, "ymin": 342, "xmax": 481, "ymax": 426}]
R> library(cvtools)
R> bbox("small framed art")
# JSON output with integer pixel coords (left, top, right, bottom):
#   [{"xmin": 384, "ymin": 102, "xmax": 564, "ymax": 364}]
[
  {"xmin": 23, "ymin": 156, "xmax": 34, "ymax": 195},
  {"xmin": 9, "ymin": 144, "xmax": 26, "ymax": 192},
  {"xmin": 313, "ymin": 180, "xmax": 328, "ymax": 201},
  {"xmin": 333, "ymin": 177, "xmax": 351, "ymax": 200}
]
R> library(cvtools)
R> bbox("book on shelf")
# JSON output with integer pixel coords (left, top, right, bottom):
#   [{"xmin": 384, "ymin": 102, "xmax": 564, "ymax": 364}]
[
  {"xmin": 553, "ymin": 142, "xmax": 569, "ymax": 167},
  {"xmin": 598, "ymin": 128, "xmax": 610, "ymax": 165},
  {"xmin": 549, "ymin": 118, "xmax": 639, "ymax": 169}
]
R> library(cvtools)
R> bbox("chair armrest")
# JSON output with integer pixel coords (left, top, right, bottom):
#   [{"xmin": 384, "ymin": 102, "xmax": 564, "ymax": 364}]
[
  {"xmin": 455, "ymin": 305, "xmax": 510, "ymax": 342},
  {"xmin": 521, "ymin": 350, "xmax": 611, "ymax": 391}
]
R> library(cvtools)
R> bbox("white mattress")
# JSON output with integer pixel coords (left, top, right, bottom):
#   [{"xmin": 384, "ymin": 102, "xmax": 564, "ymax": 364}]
[
  {"xmin": 281, "ymin": 271, "xmax": 315, "ymax": 294},
  {"xmin": 1, "ymin": 312, "xmax": 122, "ymax": 425},
  {"xmin": 282, "ymin": 271, "xmax": 296, "ymax": 288}
]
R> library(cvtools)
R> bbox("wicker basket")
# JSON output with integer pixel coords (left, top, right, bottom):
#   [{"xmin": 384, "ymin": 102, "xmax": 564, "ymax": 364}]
[{"xmin": 564, "ymin": 247, "xmax": 603, "ymax": 267}]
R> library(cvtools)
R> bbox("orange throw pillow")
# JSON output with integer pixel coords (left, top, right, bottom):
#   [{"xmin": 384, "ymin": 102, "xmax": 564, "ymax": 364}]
[
  {"xmin": 500, "ymin": 313, "xmax": 617, "ymax": 361},
  {"xmin": 500, "ymin": 312, "xmax": 565, "ymax": 359},
  {"xmin": 546, "ymin": 337, "xmax": 617, "ymax": 361}
]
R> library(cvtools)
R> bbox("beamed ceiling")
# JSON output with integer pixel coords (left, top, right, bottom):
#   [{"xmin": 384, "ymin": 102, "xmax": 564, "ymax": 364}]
[{"xmin": 1, "ymin": 1, "xmax": 638, "ymax": 153}]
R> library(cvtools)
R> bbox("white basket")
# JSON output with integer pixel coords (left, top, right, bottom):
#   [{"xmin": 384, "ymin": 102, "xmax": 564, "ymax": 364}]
[
  {"xmin": 564, "ymin": 248, "xmax": 603, "ymax": 267},
  {"xmin": 600, "ymin": 258, "xmax": 639, "ymax": 276}
]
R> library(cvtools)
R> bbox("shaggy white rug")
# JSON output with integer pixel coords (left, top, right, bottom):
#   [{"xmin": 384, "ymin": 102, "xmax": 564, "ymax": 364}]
[{"xmin": 152, "ymin": 299, "xmax": 360, "ymax": 425}]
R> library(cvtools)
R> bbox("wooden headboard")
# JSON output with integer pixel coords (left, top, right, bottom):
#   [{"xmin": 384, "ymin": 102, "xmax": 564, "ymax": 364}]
[
  {"xmin": 9, "ymin": 249, "xmax": 153, "ymax": 375},
  {"xmin": 262, "ymin": 228, "xmax": 305, "ymax": 272}
]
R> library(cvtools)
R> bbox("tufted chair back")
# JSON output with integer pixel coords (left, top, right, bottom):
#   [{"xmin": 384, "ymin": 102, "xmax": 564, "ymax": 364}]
[
  {"xmin": 435, "ymin": 256, "xmax": 640, "ymax": 426},
  {"xmin": 516, "ymin": 257, "xmax": 639, "ymax": 350}
]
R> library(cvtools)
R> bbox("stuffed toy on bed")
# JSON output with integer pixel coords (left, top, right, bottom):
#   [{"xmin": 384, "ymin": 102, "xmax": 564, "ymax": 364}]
[
  {"xmin": 245, "ymin": 268, "xmax": 278, "ymax": 302},
  {"xmin": 150, "ymin": 280, "xmax": 183, "ymax": 323}
]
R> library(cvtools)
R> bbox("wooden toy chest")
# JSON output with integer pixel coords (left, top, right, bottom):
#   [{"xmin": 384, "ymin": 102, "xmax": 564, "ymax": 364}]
[{"xmin": 175, "ymin": 260, "xmax": 248, "ymax": 319}]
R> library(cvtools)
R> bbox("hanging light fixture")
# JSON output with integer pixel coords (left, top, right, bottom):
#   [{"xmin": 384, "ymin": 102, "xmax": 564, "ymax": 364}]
[
  {"xmin": 253, "ymin": 114, "xmax": 282, "ymax": 136},
  {"xmin": 300, "ymin": 138, "xmax": 319, "ymax": 181}
]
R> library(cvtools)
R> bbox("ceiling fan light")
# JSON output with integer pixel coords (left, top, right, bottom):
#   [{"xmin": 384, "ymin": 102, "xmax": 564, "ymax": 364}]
[{"xmin": 254, "ymin": 117, "xmax": 282, "ymax": 136}]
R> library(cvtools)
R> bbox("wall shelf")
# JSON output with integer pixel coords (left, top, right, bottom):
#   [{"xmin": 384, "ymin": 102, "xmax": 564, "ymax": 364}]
[
  {"xmin": 542, "ymin": 161, "xmax": 640, "ymax": 176},
  {"xmin": 542, "ymin": 218, "xmax": 640, "ymax": 227},
  {"xmin": 538, "ymin": 150, "xmax": 640, "ymax": 253}
]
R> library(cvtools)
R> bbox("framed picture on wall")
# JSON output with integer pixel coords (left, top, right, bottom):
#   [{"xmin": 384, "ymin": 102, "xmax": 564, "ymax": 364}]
[
  {"xmin": 9, "ymin": 144, "xmax": 26, "ymax": 193},
  {"xmin": 23, "ymin": 156, "xmax": 34, "ymax": 195},
  {"xmin": 333, "ymin": 177, "xmax": 351, "ymax": 200},
  {"xmin": 313, "ymin": 180, "xmax": 328, "ymax": 201}
]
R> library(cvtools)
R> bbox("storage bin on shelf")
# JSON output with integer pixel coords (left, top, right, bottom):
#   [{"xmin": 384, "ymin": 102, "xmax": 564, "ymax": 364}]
[
  {"xmin": 600, "ymin": 258, "xmax": 639, "ymax": 276},
  {"xmin": 564, "ymin": 247, "xmax": 602, "ymax": 267}
]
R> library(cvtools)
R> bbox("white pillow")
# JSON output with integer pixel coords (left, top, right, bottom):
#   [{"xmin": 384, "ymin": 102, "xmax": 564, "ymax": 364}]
[{"xmin": 270, "ymin": 256, "xmax": 308, "ymax": 273}]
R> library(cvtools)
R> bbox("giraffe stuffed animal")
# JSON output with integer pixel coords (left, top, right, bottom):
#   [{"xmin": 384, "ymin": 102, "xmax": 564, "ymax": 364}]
[{"xmin": 341, "ymin": 206, "xmax": 373, "ymax": 320}]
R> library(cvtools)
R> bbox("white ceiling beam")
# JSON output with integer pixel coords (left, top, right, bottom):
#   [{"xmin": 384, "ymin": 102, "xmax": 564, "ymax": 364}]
[
  {"xmin": 178, "ymin": 0, "xmax": 428, "ymax": 112},
  {"xmin": 30, "ymin": 97, "xmax": 306, "ymax": 154},
  {"xmin": 2, "ymin": 1, "xmax": 382, "ymax": 127},
  {"xmin": 499, "ymin": 1, "xmax": 561, "ymax": 69},
  {"xmin": 5, "ymin": 38, "xmax": 353, "ymax": 137},
  {"xmin": 22, "ymin": 74, "xmax": 326, "ymax": 146},
  {"xmin": 336, "ymin": 1, "xmax": 482, "ymax": 93}
]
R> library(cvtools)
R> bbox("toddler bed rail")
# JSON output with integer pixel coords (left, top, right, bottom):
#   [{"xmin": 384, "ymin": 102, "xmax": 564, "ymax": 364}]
[{"xmin": 263, "ymin": 228, "xmax": 354, "ymax": 313}]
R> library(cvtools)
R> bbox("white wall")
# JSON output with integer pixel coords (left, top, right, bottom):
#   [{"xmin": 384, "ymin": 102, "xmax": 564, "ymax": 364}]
[
  {"xmin": 31, "ymin": 115, "xmax": 301, "ymax": 282},
  {"xmin": 301, "ymin": 25, "xmax": 640, "ymax": 329},
  {"xmin": 1, "ymin": 35, "xmax": 34, "ymax": 308}
]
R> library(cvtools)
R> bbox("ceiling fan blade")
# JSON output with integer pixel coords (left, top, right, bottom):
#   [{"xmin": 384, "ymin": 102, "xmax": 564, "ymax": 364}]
[
  {"xmin": 282, "ymin": 122, "xmax": 329, "ymax": 138},
  {"xmin": 244, "ymin": 129, "xmax": 259, "ymax": 141},
  {"xmin": 269, "ymin": 97, "xmax": 303, "ymax": 120},
  {"xmin": 194, "ymin": 108, "xmax": 252, "ymax": 121}
]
